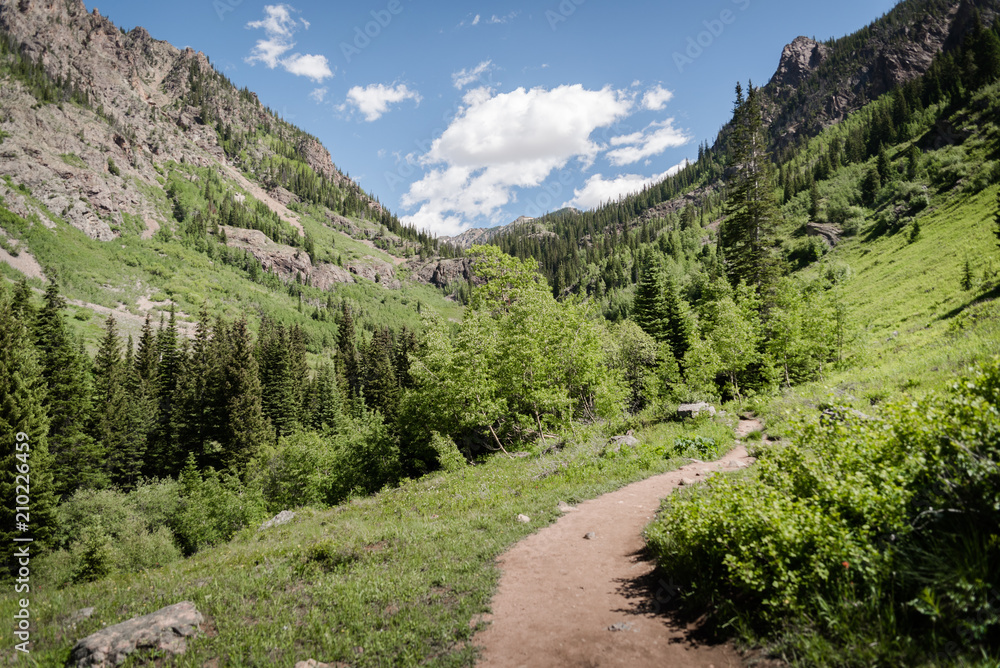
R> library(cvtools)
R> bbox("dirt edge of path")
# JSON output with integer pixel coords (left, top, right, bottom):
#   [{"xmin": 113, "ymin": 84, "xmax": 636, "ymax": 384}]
[{"xmin": 473, "ymin": 419, "xmax": 763, "ymax": 668}]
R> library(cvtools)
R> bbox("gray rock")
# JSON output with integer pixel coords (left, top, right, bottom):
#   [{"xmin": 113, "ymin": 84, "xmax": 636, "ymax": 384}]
[
  {"xmin": 260, "ymin": 510, "xmax": 296, "ymax": 530},
  {"xmin": 295, "ymin": 661, "xmax": 333, "ymax": 668},
  {"xmin": 605, "ymin": 430, "xmax": 639, "ymax": 454},
  {"xmin": 584, "ymin": 532, "xmax": 596, "ymax": 540},
  {"xmin": 608, "ymin": 621, "xmax": 635, "ymax": 632},
  {"xmin": 677, "ymin": 402, "xmax": 716, "ymax": 419},
  {"xmin": 68, "ymin": 601, "xmax": 202, "ymax": 667},
  {"xmin": 557, "ymin": 501, "xmax": 576, "ymax": 513},
  {"xmin": 516, "ymin": 514, "xmax": 531, "ymax": 524}
]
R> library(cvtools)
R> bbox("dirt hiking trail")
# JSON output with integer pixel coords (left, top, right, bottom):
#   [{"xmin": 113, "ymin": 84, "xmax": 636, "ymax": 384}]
[{"xmin": 474, "ymin": 419, "xmax": 762, "ymax": 668}]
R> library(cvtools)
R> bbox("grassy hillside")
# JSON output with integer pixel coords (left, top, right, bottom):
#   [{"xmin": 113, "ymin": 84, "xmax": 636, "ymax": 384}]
[{"xmin": 0, "ymin": 418, "xmax": 735, "ymax": 666}]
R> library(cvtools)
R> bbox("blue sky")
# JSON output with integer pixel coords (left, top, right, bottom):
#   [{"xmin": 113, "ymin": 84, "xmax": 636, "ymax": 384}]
[{"xmin": 90, "ymin": 0, "xmax": 899, "ymax": 237}]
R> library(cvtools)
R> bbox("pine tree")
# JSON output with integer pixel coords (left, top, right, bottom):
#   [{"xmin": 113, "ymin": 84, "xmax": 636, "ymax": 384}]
[
  {"xmin": 720, "ymin": 82, "xmax": 779, "ymax": 293},
  {"xmin": 33, "ymin": 282, "xmax": 101, "ymax": 496},
  {"xmin": 0, "ymin": 286, "xmax": 58, "ymax": 573},
  {"xmin": 91, "ymin": 316, "xmax": 139, "ymax": 487},
  {"xmin": 258, "ymin": 318, "xmax": 298, "ymax": 443},
  {"xmin": 362, "ymin": 327, "xmax": 400, "ymax": 421},
  {"xmin": 177, "ymin": 307, "xmax": 221, "ymax": 465},
  {"xmin": 306, "ymin": 362, "xmax": 342, "ymax": 432},
  {"xmin": 338, "ymin": 303, "xmax": 361, "ymax": 400},
  {"xmin": 218, "ymin": 317, "xmax": 269, "ymax": 473},
  {"xmin": 148, "ymin": 308, "xmax": 182, "ymax": 477},
  {"xmin": 632, "ymin": 256, "xmax": 669, "ymax": 343}
]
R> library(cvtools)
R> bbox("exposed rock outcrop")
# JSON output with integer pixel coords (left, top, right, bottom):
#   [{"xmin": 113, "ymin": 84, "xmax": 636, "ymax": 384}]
[{"xmin": 68, "ymin": 601, "xmax": 202, "ymax": 667}]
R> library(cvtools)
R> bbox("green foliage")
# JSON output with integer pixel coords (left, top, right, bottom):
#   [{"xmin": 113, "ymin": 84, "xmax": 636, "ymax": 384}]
[
  {"xmin": 106, "ymin": 157, "xmax": 120, "ymax": 177},
  {"xmin": 429, "ymin": 431, "xmax": 466, "ymax": 473},
  {"xmin": 648, "ymin": 358, "xmax": 1000, "ymax": 663},
  {"xmin": 407, "ymin": 245, "xmax": 627, "ymax": 449},
  {"xmin": 174, "ymin": 455, "xmax": 266, "ymax": 556},
  {"xmin": 721, "ymin": 82, "xmax": 780, "ymax": 292},
  {"xmin": 253, "ymin": 409, "xmax": 400, "ymax": 511}
]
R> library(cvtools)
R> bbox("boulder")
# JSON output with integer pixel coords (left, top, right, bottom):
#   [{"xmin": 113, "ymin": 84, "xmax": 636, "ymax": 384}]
[
  {"xmin": 260, "ymin": 510, "xmax": 295, "ymax": 530},
  {"xmin": 605, "ymin": 430, "xmax": 639, "ymax": 454},
  {"xmin": 68, "ymin": 602, "xmax": 202, "ymax": 667},
  {"xmin": 677, "ymin": 402, "xmax": 716, "ymax": 419}
]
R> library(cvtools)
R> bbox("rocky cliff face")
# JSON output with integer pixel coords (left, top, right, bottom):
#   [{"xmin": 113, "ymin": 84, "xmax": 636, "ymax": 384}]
[
  {"xmin": 0, "ymin": 0, "xmax": 371, "ymax": 240},
  {"xmin": 761, "ymin": 0, "xmax": 995, "ymax": 147}
]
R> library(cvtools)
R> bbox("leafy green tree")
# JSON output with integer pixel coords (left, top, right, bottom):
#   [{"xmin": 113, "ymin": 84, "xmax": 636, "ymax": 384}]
[
  {"xmin": 408, "ymin": 245, "xmax": 625, "ymax": 449},
  {"xmin": 609, "ymin": 320, "xmax": 659, "ymax": 413},
  {"xmin": 720, "ymin": 82, "xmax": 779, "ymax": 292},
  {"xmin": 701, "ymin": 282, "xmax": 762, "ymax": 402},
  {"xmin": 0, "ymin": 285, "xmax": 58, "ymax": 573}
]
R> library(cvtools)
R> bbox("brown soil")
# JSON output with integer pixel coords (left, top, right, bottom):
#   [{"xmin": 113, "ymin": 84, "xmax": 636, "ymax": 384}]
[{"xmin": 474, "ymin": 420, "xmax": 762, "ymax": 668}]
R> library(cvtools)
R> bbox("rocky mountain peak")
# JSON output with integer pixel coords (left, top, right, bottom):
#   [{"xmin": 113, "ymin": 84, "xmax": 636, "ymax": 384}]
[{"xmin": 770, "ymin": 36, "xmax": 828, "ymax": 88}]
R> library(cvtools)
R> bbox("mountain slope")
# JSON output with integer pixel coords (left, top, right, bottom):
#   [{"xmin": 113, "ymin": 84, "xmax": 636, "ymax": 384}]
[{"xmin": 0, "ymin": 0, "xmax": 463, "ymax": 340}]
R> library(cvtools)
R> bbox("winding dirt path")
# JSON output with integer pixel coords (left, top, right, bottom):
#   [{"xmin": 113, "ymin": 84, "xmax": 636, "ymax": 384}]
[{"xmin": 474, "ymin": 420, "xmax": 761, "ymax": 668}]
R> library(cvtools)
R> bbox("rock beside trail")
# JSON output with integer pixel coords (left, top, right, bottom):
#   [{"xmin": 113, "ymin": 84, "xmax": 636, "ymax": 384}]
[
  {"xmin": 605, "ymin": 430, "xmax": 639, "ymax": 454},
  {"xmin": 517, "ymin": 514, "xmax": 531, "ymax": 524},
  {"xmin": 67, "ymin": 602, "xmax": 202, "ymax": 667},
  {"xmin": 677, "ymin": 402, "xmax": 716, "ymax": 419},
  {"xmin": 261, "ymin": 510, "xmax": 295, "ymax": 530}
]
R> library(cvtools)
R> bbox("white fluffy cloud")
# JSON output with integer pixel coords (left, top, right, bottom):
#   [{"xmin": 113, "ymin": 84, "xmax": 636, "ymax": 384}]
[
  {"xmin": 402, "ymin": 84, "xmax": 632, "ymax": 236},
  {"xmin": 309, "ymin": 87, "xmax": 328, "ymax": 103},
  {"xmin": 642, "ymin": 85, "xmax": 674, "ymax": 111},
  {"xmin": 344, "ymin": 83, "xmax": 422, "ymax": 122},
  {"xmin": 245, "ymin": 5, "xmax": 333, "ymax": 82},
  {"xmin": 565, "ymin": 160, "xmax": 690, "ymax": 210},
  {"xmin": 606, "ymin": 119, "xmax": 691, "ymax": 166},
  {"xmin": 452, "ymin": 60, "xmax": 493, "ymax": 89}
]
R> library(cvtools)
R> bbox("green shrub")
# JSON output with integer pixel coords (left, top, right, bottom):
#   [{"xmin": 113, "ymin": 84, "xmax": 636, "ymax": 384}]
[
  {"xmin": 647, "ymin": 358, "xmax": 1000, "ymax": 662},
  {"xmin": 71, "ymin": 527, "xmax": 113, "ymax": 584},
  {"xmin": 173, "ymin": 458, "xmax": 267, "ymax": 556},
  {"xmin": 430, "ymin": 431, "xmax": 467, "ymax": 472}
]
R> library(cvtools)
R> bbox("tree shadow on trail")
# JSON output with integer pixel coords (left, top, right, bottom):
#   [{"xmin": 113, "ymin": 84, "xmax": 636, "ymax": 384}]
[{"xmin": 611, "ymin": 545, "xmax": 734, "ymax": 648}]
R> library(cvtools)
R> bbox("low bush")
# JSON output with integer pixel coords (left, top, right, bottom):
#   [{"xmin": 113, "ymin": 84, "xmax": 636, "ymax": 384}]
[{"xmin": 646, "ymin": 358, "xmax": 1000, "ymax": 664}]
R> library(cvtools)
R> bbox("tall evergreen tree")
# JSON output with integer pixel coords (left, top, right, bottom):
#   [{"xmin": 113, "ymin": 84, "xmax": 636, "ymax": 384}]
[
  {"xmin": 338, "ymin": 304, "xmax": 361, "ymax": 400},
  {"xmin": 0, "ymin": 286, "xmax": 58, "ymax": 573},
  {"xmin": 33, "ymin": 282, "xmax": 101, "ymax": 496},
  {"xmin": 306, "ymin": 362, "xmax": 342, "ymax": 432},
  {"xmin": 218, "ymin": 317, "xmax": 269, "ymax": 473},
  {"xmin": 362, "ymin": 327, "xmax": 400, "ymax": 421},
  {"xmin": 149, "ymin": 308, "xmax": 182, "ymax": 477},
  {"xmin": 632, "ymin": 255, "xmax": 669, "ymax": 343},
  {"xmin": 720, "ymin": 82, "xmax": 779, "ymax": 293},
  {"xmin": 177, "ymin": 307, "xmax": 221, "ymax": 466}
]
